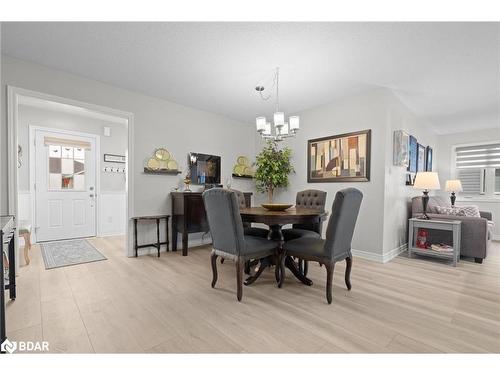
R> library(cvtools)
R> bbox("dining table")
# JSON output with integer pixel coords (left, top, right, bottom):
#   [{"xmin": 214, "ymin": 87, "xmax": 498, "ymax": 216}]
[{"xmin": 239, "ymin": 206, "xmax": 327, "ymax": 287}]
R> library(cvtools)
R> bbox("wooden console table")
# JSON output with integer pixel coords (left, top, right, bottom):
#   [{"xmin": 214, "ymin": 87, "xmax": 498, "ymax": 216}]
[
  {"xmin": 171, "ymin": 191, "xmax": 252, "ymax": 256},
  {"xmin": 1, "ymin": 215, "xmax": 16, "ymax": 351}
]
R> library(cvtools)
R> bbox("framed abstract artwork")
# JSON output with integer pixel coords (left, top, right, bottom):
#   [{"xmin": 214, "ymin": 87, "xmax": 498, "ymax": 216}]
[
  {"xmin": 307, "ymin": 129, "xmax": 371, "ymax": 183},
  {"xmin": 417, "ymin": 143, "xmax": 426, "ymax": 172},
  {"xmin": 407, "ymin": 135, "xmax": 418, "ymax": 173},
  {"xmin": 393, "ymin": 130, "xmax": 409, "ymax": 167},
  {"xmin": 425, "ymin": 146, "xmax": 433, "ymax": 171}
]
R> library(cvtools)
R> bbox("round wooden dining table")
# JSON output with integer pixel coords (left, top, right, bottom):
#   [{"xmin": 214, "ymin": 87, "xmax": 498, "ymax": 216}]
[{"xmin": 239, "ymin": 206, "xmax": 327, "ymax": 286}]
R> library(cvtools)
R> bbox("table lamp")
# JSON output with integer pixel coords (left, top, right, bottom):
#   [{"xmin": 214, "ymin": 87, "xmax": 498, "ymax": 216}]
[
  {"xmin": 445, "ymin": 180, "xmax": 463, "ymax": 207},
  {"xmin": 413, "ymin": 172, "xmax": 441, "ymax": 219}
]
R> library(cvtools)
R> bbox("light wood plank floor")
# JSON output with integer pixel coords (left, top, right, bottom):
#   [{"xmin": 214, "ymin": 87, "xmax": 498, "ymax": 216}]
[{"xmin": 5, "ymin": 237, "xmax": 500, "ymax": 353}]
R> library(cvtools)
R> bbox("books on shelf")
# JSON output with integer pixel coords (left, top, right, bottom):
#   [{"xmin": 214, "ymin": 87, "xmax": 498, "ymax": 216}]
[{"xmin": 429, "ymin": 243, "xmax": 453, "ymax": 252}]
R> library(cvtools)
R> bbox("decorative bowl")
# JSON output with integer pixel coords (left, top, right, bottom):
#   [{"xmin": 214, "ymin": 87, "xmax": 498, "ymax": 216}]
[{"xmin": 261, "ymin": 203, "xmax": 293, "ymax": 211}]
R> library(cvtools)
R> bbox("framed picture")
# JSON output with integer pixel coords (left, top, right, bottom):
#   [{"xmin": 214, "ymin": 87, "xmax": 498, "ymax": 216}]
[
  {"xmin": 104, "ymin": 154, "xmax": 126, "ymax": 163},
  {"xmin": 425, "ymin": 146, "xmax": 433, "ymax": 171},
  {"xmin": 393, "ymin": 130, "xmax": 409, "ymax": 167},
  {"xmin": 407, "ymin": 135, "xmax": 418, "ymax": 173},
  {"xmin": 417, "ymin": 143, "xmax": 426, "ymax": 172},
  {"xmin": 307, "ymin": 129, "xmax": 371, "ymax": 183}
]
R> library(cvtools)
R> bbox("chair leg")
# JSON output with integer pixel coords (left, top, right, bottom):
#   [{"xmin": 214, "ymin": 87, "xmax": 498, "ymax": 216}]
[
  {"xmin": 274, "ymin": 253, "xmax": 280, "ymax": 283},
  {"xmin": 345, "ymin": 256, "xmax": 352, "ymax": 290},
  {"xmin": 210, "ymin": 252, "xmax": 218, "ymax": 288},
  {"xmin": 303, "ymin": 260, "xmax": 309, "ymax": 277},
  {"xmin": 236, "ymin": 258, "xmax": 244, "ymax": 301},
  {"xmin": 278, "ymin": 252, "xmax": 286, "ymax": 288},
  {"xmin": 325, "ymin": 262, "xmax": 335, "ymax": 304}
]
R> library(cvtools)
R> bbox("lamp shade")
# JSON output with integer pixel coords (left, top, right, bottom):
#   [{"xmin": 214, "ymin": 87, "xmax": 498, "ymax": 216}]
[
  {"xmin": 445, "ymin": 180, "xmax": 463, "ymax": 192},
  {"xmin": 289, "ymin": 116, "xmax": 300, "ymax": 131},
  {"xmin": 274, "ymin": 112, "xmax": 285, "ymax": 127},
  {"xmin": 256, "ymin": 117, "xmax": 266, "ymax": 132},
  {"xmin": 413, "ymin": 172, "xmax": 441, "ymax": 190},
  {"xmin": 263, "ymin": 122, "xmax": 271, "ymax": 136}
]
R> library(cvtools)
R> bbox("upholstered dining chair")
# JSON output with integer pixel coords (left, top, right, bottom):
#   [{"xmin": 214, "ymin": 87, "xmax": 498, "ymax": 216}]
[
  {"xmin": 203, "ymin": 188, "xmax": 278, "ymax": 301},
  {"xmin": 283, "ymin": 188, "xmax": 363, "ymax": 304},
  {"xmin": 282, "ymin": 189, "xmax": 327, "ymax": 276},
  {"xmin": 231, "ymin": 189, "xmax": 269, "ymax": 238}
]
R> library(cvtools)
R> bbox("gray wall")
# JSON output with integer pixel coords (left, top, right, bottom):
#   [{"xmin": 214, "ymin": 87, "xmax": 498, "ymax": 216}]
[
  {"xmin": 1, "ymin": 56, "xmax": 256, "ymax": 219},
  {"xmin": 18, "ymin": 104, "xmax": 127, "ymax": 192}
]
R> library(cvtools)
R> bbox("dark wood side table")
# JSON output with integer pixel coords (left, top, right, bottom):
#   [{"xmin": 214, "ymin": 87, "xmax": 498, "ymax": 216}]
[
  {"xmin": 1, "ymin": 215, "xmax": 16, "ymax": 352},
  {"xmin": 132, "ymin": 215, "xmax": 170, "ymax": 257},
  {"xmin": 171, "ymin": 191, "xmax": 252, "ymax": 256}
]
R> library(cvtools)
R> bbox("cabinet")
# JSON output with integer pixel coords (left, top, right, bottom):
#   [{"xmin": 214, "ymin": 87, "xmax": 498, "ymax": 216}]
[{"xmin": 171, "ymin": 191, "xmax": 252, "ymax": 256}]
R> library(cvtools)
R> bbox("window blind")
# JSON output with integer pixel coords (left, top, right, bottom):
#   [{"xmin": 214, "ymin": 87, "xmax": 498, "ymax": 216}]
[
  {"xmin": 457, "ymin": 168, "xmax": 483, "ymax": 194},
  {"xmin": 455, "ymin": 143, "xmax": 500, "ymax": 168}
]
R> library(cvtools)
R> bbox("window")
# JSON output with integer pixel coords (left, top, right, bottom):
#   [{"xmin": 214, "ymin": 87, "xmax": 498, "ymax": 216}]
[
  {"xmin": 454, "ymin": 142, "xmax": 500, "ymax": 197},
  {"xmin": 48, "ymin": 144, "xmax": 86, "ymax": 191}
]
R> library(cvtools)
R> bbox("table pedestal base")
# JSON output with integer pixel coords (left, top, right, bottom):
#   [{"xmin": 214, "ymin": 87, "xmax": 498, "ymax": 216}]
[{"xmin": 244, "ymin": 224, "xmax": 313, "ymax": 286}]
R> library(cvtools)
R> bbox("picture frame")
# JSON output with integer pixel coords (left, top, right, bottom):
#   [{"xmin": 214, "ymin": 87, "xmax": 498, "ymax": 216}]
[
  {"xmin": 307, "ymin": 129, "xmax": 371, "ymax": 183},
  {"xmin": 417, "ymin": 143, "xmax": 426, "ymax": 172},
  {"xmin": 104, "ymin": 154, "xmax": 126, "ymax": 163},
  {"xmin": 393, "ymin": 130, "xmax": 409, "ymax": 167},
  {"xmin": 425, "ymin": 146, "xmax": 433, "ymax": 171},
  {"xmin": 407, "ymin": 135, "xmax": 418, "ymax": 173}
]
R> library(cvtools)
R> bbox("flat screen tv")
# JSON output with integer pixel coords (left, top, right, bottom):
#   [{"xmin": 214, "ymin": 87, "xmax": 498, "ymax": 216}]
[{"xmin": 189, "ymin": 152, "xmax": 221, "ymax": 185}]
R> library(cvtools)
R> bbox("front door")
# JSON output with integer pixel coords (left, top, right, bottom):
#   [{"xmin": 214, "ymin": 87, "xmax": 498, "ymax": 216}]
[{"xmin": 34, "ymin": 129, "xmax": 97, "ymax": 242}]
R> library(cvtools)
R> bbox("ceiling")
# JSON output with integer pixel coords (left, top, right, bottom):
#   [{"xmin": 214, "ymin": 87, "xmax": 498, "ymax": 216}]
[{"xmin": 2, "ymin": 22, "xmax": 499, "ymax": 134}]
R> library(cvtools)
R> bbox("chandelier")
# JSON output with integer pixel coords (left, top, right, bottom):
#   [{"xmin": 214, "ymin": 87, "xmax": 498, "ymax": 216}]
[{"xmin": 255, "ymin": 67, "xmax": 299, "ymax": 141}]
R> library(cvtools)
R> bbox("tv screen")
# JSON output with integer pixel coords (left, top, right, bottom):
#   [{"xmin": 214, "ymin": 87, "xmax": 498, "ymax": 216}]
[{"xmin": 189, "ymin": 153, "xmax": 221, "ymax": 185}]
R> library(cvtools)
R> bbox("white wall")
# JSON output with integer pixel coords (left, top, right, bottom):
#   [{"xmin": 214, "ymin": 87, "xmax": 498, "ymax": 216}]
[
  {"xmin": 256, "ymin": 89, "xmax": 390, "ymax": 259},
  {"xmin": 383, "ymin": 92, "xmax": 438, "ymax": 260},
  {"xmin": 437, "ymin": 128, "xmax": 500, "ymax": 239},
  {"xmin": 1, "ymin": 55, "xmax": 256, "ymax": 251}
]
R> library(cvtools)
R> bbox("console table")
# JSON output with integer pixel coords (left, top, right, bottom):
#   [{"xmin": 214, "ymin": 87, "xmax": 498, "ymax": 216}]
[
  {"xmin": 171, "ymin": 191, "xmax": 252, "ymax": 256},
  {"xmin": 408, "ymin": 218, "xmax": 461, "ymax": 267},
  {"xmin": 1, "ymin": 215, "xmax": 16, "ymax": 351}
]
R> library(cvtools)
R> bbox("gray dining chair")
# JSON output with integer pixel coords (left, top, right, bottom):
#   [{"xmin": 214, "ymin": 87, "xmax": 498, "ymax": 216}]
[
  {"xmin": 283, "ymin": 188, "xmax": 363, "ymax": 304},
  {"xmin": 203, "ymin": 188, "xmax": 278, "ymax": 301},
  {"xmin": 231, "ymin": 189, "xmax": 269, "ymax": 238},
  {"xmin": 282, "ymin": 189, "xmax": 327, "ymax": 276}
]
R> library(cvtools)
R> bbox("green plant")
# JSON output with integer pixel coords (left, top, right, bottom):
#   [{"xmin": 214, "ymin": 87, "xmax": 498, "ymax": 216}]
[{"xmin": 254, "ymin": 139, "xmax": 294, "ymax": 202}]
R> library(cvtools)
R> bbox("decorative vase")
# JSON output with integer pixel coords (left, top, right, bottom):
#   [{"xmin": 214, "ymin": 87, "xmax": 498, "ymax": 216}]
[{"xmin": 183, "ymin": 176, "xmax": 192, "ymax": 192}]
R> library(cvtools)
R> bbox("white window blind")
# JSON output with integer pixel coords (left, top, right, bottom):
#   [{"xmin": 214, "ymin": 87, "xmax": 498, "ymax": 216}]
[
  {"xmin": 455, "ymin": 143, "xmax": 500, "ymax": 169},
  {"xmin": 495, "ymin": 169, "xmax": 500, "ymax": 193},
  {"xmin": 457, "ymin": 168, "xmax": 483, "ymax": 194}
]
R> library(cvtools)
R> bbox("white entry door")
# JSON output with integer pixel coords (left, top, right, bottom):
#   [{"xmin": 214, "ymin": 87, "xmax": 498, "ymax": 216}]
[{"xmin": 35, "ymin": 129, "xmax": 97, "ymax": 242}]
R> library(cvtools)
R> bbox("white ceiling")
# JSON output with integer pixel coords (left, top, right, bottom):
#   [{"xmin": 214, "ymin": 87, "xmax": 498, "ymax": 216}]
[{"xmin": 2, "ymin": 22, "xmax": 499, "ymax": 134}]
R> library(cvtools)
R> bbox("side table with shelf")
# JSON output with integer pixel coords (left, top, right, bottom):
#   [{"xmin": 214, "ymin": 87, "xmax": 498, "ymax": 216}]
[{"xmin": 408, "ymin": 218, "xmax": 461, "ymax": 267}]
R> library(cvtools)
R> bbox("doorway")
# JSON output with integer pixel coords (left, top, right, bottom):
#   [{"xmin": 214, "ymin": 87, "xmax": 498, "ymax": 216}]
[{"xmin": 7, "ymin": 86, "xmax": 135, "ymax": 260}]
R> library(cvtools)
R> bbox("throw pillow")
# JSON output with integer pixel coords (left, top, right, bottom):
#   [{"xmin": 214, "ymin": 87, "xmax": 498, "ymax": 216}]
[
  {"xmin": 457, "ymin": 205, "xmax": 481, "ymax": 217},
  {"xmin": 435, "ymin": 206, "xmax": 466, "ymax": 216}
]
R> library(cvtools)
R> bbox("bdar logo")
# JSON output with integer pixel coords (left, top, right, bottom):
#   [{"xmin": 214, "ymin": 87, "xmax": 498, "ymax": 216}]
[{"xmin": 1, "ymin": 339, "xmax": 17, "ymax": 353}]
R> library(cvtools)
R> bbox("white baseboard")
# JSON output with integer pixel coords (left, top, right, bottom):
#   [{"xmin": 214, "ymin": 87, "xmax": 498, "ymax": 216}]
[{"xmin": 351, "ymin": 243, "xmax": 407, "ymax": 263}]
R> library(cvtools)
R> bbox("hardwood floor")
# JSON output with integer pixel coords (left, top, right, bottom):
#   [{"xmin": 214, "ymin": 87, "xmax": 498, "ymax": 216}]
[{"xmin": 5, "ymin": 237, "xmax": 500, "ymax": 353}]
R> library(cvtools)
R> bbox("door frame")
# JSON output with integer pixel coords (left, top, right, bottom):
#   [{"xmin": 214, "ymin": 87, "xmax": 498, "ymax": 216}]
[
  {"xmin": 7, "ymin": 86, "xmax": 135, "ymax": 257},
  {"xmin": 29, "ymin": 126, "xmax": 101, "ymax": 242}
]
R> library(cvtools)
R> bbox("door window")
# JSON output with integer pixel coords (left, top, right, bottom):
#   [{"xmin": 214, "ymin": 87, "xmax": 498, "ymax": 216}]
[{"xmin": 48, "ymin": 144, "xmax": 86, "ymax": 191}]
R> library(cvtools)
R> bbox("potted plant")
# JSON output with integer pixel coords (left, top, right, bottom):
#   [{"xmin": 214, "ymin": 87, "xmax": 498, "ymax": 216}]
[{"xmin": 255, "ymin": 139, "xmax": 294, "ymax": 203}]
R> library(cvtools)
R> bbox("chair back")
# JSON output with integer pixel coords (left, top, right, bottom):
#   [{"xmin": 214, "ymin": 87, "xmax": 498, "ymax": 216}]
[
  {"xmin": 324, "ymin": 188, "xmax": 363, "ymax": 261},
  {"xmin": 202, "ymin": 188, "xmax": 245, "ymax": 255},
  {"xmin": 293, "ymin": 189, "xmax": 327, "ymax": 234},
  {"xmin": 230, "ymin": 189, "xmax": 251, "ymax": 229}
]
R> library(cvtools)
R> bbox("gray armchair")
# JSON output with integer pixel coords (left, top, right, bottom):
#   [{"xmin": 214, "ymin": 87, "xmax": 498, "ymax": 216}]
[
  {"xmin": 283, "ymin": 188, "xmax": 363, "ymax": 304},
  {"xmin": 411, "ymin": 196, "xmax": 492, "ymax": 263},
  {"xmin": 203, "ymin": 189, "xmax": 278, "ymax": 301}
]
